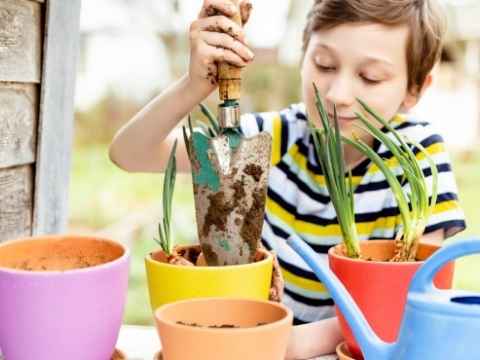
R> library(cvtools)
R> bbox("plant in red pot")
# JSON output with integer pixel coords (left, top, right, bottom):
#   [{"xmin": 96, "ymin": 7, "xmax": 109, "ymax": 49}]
[{"xmin": 307, "ymin": 84, "xmax": 454, "ymax": 360}]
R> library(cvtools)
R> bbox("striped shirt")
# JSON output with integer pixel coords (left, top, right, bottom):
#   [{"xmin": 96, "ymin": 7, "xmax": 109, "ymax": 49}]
[{"xmin": 240, "ymin": 103, "xmax": 467, "ymax": 324}]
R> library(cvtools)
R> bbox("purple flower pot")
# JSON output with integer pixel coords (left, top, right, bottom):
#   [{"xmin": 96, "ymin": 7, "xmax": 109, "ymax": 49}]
[{"xmin": 0, "ymin": 235, "xmax": 130, "ymax": 360}]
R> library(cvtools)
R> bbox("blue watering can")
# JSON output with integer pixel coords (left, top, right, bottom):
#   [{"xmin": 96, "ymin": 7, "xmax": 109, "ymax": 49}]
[{"xmin": 287, "ymin": 235, "xmax": 480, "ymax": 360}]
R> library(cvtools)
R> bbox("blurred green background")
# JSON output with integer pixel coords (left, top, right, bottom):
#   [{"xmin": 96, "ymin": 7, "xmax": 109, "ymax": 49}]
[{"xmin": 70, "ymin": 0, "xmax": 480, "ymax": 325}]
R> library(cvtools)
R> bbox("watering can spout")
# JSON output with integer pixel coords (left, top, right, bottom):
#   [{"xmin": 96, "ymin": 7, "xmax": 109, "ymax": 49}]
[{"xmin": 286, "ymin": 234, "xmax": 396, "ymax": 360}]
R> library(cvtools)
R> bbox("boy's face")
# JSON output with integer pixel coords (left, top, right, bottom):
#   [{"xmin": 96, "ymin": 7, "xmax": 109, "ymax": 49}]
[{"xmin": 301, "ymin": 22, "xmax": 419, "ymax": 140}]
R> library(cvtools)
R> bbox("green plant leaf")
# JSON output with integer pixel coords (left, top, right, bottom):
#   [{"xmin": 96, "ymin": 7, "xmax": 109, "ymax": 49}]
[
  {"xmin": 309, "ymin": 83, "xmax": 360, "ymax": 258},
  {"xmin": 157, "ymin": 139, "xmax": 178, "ymax": 255},
  {"xmin": 200, "ymin": 103, "xmax": 220, "ymax": 135},
  {"xmin": 182, "ymin": 125, "xmax": 191, "ymax": 160},
  {"xmin": 353, "ymin": 99, "xmax": 438, "ymax": 257}
]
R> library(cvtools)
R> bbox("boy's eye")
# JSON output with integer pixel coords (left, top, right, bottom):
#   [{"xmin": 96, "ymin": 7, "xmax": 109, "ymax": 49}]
[
  {"xmin": 316, "ymin": 64, "xmax": 336, "ymax": 72},
  {"xmin": 361, "ymin": 74, "xmax": 382, "ymax": 85}
]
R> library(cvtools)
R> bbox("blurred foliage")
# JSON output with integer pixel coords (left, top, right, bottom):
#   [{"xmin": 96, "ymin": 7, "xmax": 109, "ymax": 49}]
[
  {"xmin": 75, "ymin": 92, "xmax": 139, "ymax": 147},
  {"xmin": 69, "ymin": 144, "xmax": 195, "ymax": 231},
  {"xmin": 449, "ymin": 150, "xmax": 480, "ymax": 292},
  {"xmin": 242, "ymin": 63, "xmax": 302, "ymax": 112}
]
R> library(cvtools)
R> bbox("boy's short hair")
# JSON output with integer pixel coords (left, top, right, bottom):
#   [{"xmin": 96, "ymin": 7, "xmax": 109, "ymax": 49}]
[{"xmin": 302, "ymin": 0, "xmax": 446, "ymax": 92}]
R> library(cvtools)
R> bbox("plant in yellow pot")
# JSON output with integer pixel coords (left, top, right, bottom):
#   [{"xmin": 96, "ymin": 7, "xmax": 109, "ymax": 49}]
[{"xmin": 145, "ymin": 135, "xmax": 275, "ymax": 313}]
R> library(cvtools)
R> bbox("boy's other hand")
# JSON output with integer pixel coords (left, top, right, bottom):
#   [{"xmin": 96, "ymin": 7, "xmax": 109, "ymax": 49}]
[
  {"xmin": 188, "ymin": 0, "xmax": 254, "ymax": 94},
  {"xmin": 269, "ymin": 250, "xmax": 285, "ymax": 302}
]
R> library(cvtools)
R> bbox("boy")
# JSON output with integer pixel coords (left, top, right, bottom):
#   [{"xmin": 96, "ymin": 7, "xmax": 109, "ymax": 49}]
[{"xmin": 110, "ymin": 0, "xmax": 466, "ymax": 357}]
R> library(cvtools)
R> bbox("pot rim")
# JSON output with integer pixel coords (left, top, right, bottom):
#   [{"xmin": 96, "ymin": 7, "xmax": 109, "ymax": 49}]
[
  {"xmin": 154, "ymin": 297, "xmax": 293, "ymax": 333},
  {"xmin": 328, "ymin": 239, "xmax": 441, "ymax": 266},
  {"xmin": 0, "ymin": 234, "xmax": 129, "ymax": 276},
  {"xmin": 145, "ymin": 246, "xmax": 273, "ymax": 270}
]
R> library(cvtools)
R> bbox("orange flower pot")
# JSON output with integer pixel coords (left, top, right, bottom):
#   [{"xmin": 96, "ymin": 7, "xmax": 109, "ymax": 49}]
[
  {"xmin": 329, "ymin": 240, "xmax": 454, "ymax": 360},
  {"xmin": 154, "ymin": 297, "xmax": 293, "ymax": 360}
]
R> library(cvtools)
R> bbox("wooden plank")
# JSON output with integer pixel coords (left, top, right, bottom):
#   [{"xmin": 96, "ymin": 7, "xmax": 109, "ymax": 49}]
[
  {"xmin": 32, "ymin": 0, "xmax": 81, "ymax": 235},
  {"xmin": 0, "ymin": 165, "xmax": 33, "ymax": 242},
  {"xmin": 0, "ymin": 83, "xmax": 38, "ymax": 169},
  {"xmin": 0, "ymin": 0, "xmax": 42, "ymax": 82}
]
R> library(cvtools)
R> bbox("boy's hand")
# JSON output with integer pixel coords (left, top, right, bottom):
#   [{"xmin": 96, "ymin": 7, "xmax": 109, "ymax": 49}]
[{"xmin": 188, "ymin": 0, "xmax": 254, "ymax": 93}]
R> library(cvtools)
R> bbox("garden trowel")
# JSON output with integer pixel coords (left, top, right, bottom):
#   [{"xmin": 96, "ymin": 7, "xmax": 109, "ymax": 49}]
[{"xmin": 188, "ymin": 0, "xmax": 271, "ymax": 266}]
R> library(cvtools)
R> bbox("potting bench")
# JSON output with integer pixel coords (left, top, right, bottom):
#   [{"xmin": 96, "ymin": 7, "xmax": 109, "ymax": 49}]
[{"xmin": 116, "ymin": 325, "xmax": 338, "ymax": 360}]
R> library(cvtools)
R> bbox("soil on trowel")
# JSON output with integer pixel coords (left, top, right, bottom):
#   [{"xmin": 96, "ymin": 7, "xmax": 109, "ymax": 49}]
[
  {"xmin": 199, "ymin": 162, "xmax": 267, "ymax": 264},
  {"xmin": 201, "ymin": 178, "xmax": 246, "ymax": 239},
  {"xmin": 201, "ymin": 191, "xmax": 234, "ymax": 237},
  {"xmin": 240, "ymin": 191, "xmax": 267, "ymax": 255},
  {"xmin": 243, "ymin": 164, "xmax": 263, "ymax": 182},
  {"xmin": 201, "ymin": 243, "xmax": 219, "ymax": 265}
]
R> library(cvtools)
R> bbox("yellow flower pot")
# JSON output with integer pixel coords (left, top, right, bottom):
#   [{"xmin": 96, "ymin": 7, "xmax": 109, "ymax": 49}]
[{"xmin": 145, "ymin": 245, "xmax": 273, "ymax": 312}]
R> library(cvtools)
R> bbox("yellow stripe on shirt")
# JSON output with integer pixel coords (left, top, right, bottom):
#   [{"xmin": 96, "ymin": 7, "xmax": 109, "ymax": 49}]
[
  {"xmin": 282, "ymin": 267, "xmax": 328, "ymax": 293},
  {"xmin": 271, "ymin": 114, "xmax": 282, "ymax": 165},
  {"xmin": 267, "ymin": 196, "xmax": 398, "ymax": 237},
  {"xmin": 432, "ymin": 200, "xmax": 459, "ymax": 215}
]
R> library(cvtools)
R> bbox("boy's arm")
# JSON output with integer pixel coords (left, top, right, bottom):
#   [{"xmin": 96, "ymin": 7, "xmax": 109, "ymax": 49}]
[
  {"xmin": 421, "ymin": 229, "xmax": 444, "ymax": 246},
  {"xmin": 109, "ymin": 0, "xmax": 254, "ymax": 173},
  {"xmin": 109, "ymin": 74, "xmax": 211, "ymax": 173},
  {"xmin": 285, "ymin": 317, "xmax": 343, "ymax": 359}
]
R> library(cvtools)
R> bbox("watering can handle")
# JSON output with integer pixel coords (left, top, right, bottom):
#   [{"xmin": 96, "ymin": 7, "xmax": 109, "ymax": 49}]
[
  {"xmin": 218, "ymin": 0, "xmax": 243, "ymax": 101},
  {"xmin": 410, "ymin": 239, "xmax": 480, "ymax": 293}
]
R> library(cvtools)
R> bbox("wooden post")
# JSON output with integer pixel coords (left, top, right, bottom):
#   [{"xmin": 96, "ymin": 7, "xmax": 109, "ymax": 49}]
[
  {"xmin": 0, "ymin": 0, "xmax": 80, "ymax": 242},
  {"xmin": 32, "ymin": 0, "xmax": 81, "ymax": 235},
  {"xmin": 0, "ymin": 0, "xmax": 42, "ymax": 241}
]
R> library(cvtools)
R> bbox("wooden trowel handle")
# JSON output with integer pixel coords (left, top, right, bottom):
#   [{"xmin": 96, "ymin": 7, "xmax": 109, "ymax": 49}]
[{"xmin": 218, "ymin": 0, "xmax": 242, "ymax": 101}]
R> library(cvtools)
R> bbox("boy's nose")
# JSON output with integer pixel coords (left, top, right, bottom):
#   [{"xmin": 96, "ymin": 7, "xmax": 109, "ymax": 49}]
[{"xmin": 325, "ymin": 76, "xmax": 355, "ymax": 108}]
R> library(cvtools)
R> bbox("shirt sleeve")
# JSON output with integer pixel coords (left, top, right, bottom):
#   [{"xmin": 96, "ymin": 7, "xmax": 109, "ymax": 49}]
[{"xmin": 239, "ymin": 104, "xmax": 308, "ymax": 166}]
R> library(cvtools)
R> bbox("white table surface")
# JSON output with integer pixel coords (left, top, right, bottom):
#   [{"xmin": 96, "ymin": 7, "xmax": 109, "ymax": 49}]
[{"xmin": 116, "ymin": 325, "xmax": 338, "ymax": 360}]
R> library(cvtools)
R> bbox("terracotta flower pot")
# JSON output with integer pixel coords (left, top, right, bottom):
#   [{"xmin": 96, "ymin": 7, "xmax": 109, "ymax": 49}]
[
  {"xmin": 145, "ymin": 245, "xmax": 273, "ymax": 311},
  {"xmin": 329, "ymin": 240, "xmax": 454, "ymax": 360},
  {"xmin": 154, "ymin": 297, "xmax": 293, "ymax": 360},
  {"xmin": 0, "ymin": 235, "xmax": 130, "ymax": 360}
]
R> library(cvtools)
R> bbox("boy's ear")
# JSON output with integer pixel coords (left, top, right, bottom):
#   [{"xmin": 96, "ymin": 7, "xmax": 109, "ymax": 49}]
[{"xmin": 402, "ymin": 73, "xmax": 433, "ymax": 110}]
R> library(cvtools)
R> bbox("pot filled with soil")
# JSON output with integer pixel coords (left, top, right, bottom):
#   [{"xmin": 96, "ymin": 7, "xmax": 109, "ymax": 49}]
[
  {"xmin": 154, "ymin": 297, "xmax": 293, "ymax": 360},
  {"xmin": 0, "ymin": 235, "xmax": 129, "ymax": 360},
  {"xmin": 146, "ymin": 244, "xmax": 273, "ymax": 311},
  {"xmin": 328, "ymin": 240, "xmax": 453, "ymax": 359}
]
